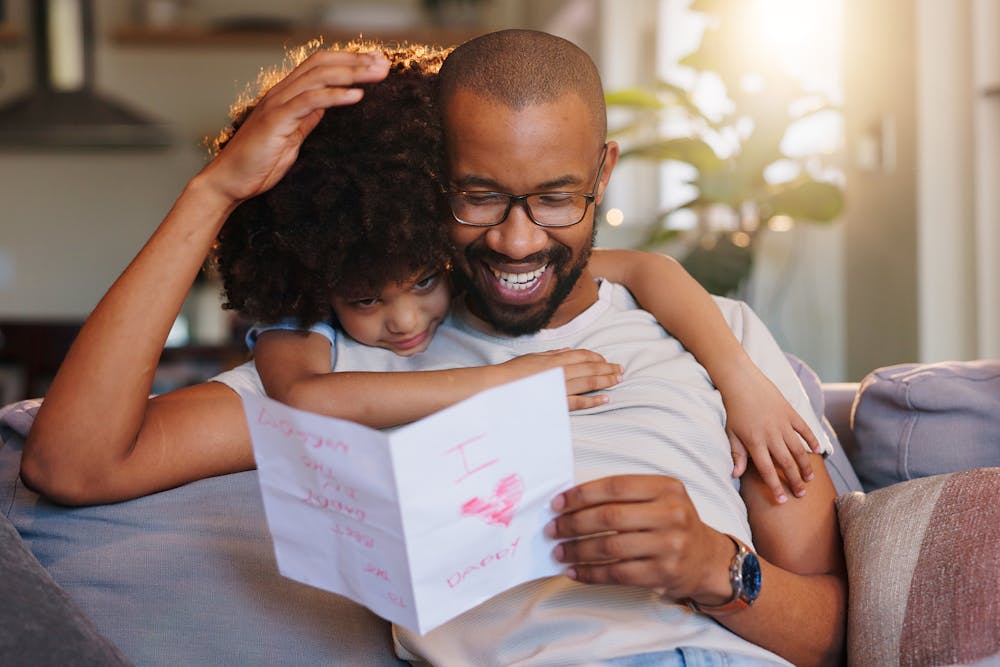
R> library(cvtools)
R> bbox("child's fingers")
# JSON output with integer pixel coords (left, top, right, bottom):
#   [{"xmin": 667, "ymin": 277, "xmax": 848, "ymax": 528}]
[
  {"xmin": 792, "ymin": 414, "xmax": 822, "ymax": 453},
  {"xmin": 727, "ymin": 431, "xmax": 748, "ymax": 478},
  {"xmin": 785, "ymin": 427, "xmax": 814, "ymax": 482},
  {"xmin": 770, "ymin": 442, "xmax": 807, "ymax": 499},
  {"xmin": 564, "ymin": 369, "xmax": 621, "ymax": 396},
  {"xmin": 567, "ymin": 394, "xmax": 611, "ymax": 411},
  {"xmin": 748, "ymin": 445, "xmax": 789, "ymax": 504}
]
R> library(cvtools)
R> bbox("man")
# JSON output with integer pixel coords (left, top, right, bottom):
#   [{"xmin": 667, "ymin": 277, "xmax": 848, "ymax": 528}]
[{"xmin": 310, "ymin": 29, "xmax": 845, "ymax": 666}]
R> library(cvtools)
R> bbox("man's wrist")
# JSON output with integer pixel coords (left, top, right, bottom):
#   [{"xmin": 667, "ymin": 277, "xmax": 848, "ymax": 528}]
[{"xmin": 684, "ymin": 534, "xmax": 762, "ymax": 616}]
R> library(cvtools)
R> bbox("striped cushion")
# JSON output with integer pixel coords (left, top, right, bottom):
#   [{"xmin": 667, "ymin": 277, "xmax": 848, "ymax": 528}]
[{"xmin": 836, "ymin": 467, "xmax": 1000, "ymax": 667}]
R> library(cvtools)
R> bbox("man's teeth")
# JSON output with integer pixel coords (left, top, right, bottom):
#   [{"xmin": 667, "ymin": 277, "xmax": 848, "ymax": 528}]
[{"xmin": 490, "ymin": 266, "xmax": 546, "ymax": 291}]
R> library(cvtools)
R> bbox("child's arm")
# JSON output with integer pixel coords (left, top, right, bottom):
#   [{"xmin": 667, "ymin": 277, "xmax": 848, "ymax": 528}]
[
  {"xmin": 254, "ymin": 330, "xmax": 623, "ymax": 428},
  {"xmin": 589, "ymin": 248, "xmax": 821, "ymax": 504}
]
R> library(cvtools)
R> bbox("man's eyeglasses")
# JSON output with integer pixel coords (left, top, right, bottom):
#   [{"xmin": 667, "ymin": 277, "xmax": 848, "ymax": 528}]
[{"xmin": 443, "ymin": 144, "xmax": 608, "ymax": 228}]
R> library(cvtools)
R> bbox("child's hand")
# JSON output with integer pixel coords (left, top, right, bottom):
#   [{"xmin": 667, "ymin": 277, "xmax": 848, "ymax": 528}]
[
  {"xmin": 499, "ymin": 349, "xmax": 623, "ymax": 410},
  {"xmin": 200, "ymin": 50, "xmax": 390, "ymax": 205},
  {"xmin": 720, "ymin": 368, "xmax": 822, "ymax": 504}
]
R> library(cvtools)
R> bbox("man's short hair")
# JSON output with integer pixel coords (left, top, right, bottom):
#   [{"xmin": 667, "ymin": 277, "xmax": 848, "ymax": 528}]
[{"xmin": 439, "ymin": 29, "xmax": 607, "ymax": 141}]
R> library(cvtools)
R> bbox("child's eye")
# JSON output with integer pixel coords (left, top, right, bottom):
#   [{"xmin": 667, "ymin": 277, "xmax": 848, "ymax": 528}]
[
  {"xmin": 349, "ymin": 297, "xmax": 380, "ymax": 309},
  {"xmin": 413, "ymin": 273, "xmax": 440, "ymax": 291}
]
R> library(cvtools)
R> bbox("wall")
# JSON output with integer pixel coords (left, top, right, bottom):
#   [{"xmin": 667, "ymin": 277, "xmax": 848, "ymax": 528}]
[
  {"xmin": 842, "ymin": 0, "xmax": 920, "ymax": 379},
  {"xmin": 0, "ymin": 1, "xmax": 318, "ymax": 319},
  {"xmin": 0, "ymin": 0, "xmax": 536, "ymax": 321}
]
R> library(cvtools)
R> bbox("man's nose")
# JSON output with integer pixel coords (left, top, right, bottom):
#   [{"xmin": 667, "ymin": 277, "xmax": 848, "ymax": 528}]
[{"xmin": 485, "ymin": 202, "xmax": 548, "ymax": 261}]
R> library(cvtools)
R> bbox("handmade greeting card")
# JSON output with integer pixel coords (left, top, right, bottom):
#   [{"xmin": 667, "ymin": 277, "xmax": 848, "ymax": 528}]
[{"xmin": 242, "ymin": 368, "xmax": 574, "ymax": 634}]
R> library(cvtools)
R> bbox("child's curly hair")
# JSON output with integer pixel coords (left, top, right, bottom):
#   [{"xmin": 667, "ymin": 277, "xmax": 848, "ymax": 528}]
[{"xmin": 210, "ymin": 41, "xmax": 453, "ymax": 325}]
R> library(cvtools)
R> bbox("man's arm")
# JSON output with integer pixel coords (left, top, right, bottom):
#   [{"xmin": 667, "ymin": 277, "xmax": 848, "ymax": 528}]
[
  {"xmin": 548, "ymin": 458, "xmax": 846, "ymax": 667},
  {"xmin": 21, "ymin": 51, "xmax": 393, "ymax": 505},
  {"xmin": 728, "ymin": 458, "xmax": 847, "ymax": 666}
]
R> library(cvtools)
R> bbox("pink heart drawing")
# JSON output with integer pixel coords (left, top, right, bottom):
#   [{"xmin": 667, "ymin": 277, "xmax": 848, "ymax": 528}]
[{"xmin": 460, "ymin": 473, "xmax": 525, "ymax": 528}]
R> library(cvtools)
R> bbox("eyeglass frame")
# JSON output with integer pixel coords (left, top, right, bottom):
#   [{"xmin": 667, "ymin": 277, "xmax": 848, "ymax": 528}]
[{"xmin": 441, "ymin": 144, "xmax": 609, "ymax": 228}]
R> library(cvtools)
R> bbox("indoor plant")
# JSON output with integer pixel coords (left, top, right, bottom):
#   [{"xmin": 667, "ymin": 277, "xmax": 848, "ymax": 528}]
[{"xmin": 607, "ymin": 0, "xmax": 844, "ymax": 296}]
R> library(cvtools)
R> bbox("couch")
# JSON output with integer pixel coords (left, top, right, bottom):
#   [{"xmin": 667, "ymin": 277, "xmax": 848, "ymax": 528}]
[{"xmin": 1, "ymin": 357, "xmax": 998, "ymax": 667}]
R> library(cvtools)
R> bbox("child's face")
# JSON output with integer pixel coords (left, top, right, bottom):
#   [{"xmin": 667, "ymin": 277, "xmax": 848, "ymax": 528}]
[{"xmin": 331, "ymin": 269, "xmax": 450, "ymax": 356}]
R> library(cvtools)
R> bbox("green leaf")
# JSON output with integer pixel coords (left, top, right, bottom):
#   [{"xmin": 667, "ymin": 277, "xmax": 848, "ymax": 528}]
[
  {"xmin": 637, "ymin": 226, "xmax": 684, "ymax": 250},
  {"xmin": 605, "ymin": 88, "xmax": 665, "ymax": 110},
  {"xmin": 764, "ymin": 180, "xmax": 844, "ymax": 222},
  {"xmin": 654, "ymin": 80, "xmax": 715, "ymax": 123},
  {"xmin": 681, "ymin": 235, "xmax": 754, "ymax": 296},
  {"xmin": 621, "ymin": 138, "xmax": 723, "ymax": 173}
]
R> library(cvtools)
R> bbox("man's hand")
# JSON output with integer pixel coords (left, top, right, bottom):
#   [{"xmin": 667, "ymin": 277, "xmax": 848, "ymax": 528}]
[
  {"xmin": 546, "ymin": 475, "xmax": 735, "ymax": 604},
  {"xmin": 199, "ymin": 49, "xmax": 391, "ymax": 205}
]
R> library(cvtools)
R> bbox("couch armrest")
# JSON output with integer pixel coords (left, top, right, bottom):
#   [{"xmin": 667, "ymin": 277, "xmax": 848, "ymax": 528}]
[{"xmin": 822, "ymin": 382, "xmax": 858, "ymax": 460}]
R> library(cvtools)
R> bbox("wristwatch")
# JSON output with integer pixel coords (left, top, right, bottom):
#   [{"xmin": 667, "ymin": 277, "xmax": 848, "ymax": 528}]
[{"xmin": 685, "ymin": 534, "xmax": 761, "ymax": 616}]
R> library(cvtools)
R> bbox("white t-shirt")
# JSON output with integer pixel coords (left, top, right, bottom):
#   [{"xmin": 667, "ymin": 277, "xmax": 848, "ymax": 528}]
[{"xmin": 213, "ymin": 280, "xmax": 831, "ymax": 666}]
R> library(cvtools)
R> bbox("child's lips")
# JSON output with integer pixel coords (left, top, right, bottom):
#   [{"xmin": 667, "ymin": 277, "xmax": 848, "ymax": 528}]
[{"xmin": 390, "ymin": 330, "xmax": 429, "ymax": 351}]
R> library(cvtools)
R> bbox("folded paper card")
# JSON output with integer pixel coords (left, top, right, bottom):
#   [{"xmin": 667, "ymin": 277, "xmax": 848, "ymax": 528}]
[{"xmin": 242, "ymin": 368, "xmax": 574, "ymax": 635}]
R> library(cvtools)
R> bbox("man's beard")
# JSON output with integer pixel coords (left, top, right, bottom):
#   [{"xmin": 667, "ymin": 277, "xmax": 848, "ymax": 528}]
[{"xmin": 453, "ymin": 241, "xmax": 592, "ymax": 336}]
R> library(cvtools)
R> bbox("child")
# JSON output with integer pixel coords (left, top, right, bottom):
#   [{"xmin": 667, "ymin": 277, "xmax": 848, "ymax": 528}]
[{"xmin": 212, "ymin": 46, "xmax": 819, "ymax": 505}]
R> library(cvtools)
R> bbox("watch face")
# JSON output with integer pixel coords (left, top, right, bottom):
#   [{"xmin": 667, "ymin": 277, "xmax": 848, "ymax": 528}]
[{"xmin": 740, "ymin": 552, "xmax": 762, "ymax": 602}]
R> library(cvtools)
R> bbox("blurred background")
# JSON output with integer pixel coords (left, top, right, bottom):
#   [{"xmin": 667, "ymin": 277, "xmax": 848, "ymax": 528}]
[{"xmin": 0, "ymin": 0, "xmax": 997, "ymax": 401}]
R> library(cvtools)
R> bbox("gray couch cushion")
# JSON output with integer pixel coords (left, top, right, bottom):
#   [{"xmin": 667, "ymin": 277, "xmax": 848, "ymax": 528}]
[
  {"xmin": 850, "ymin": 360, "xmax": 1000, "ymax": 491},
  {"xmin": 783, "ymin": 353, "xmax": 864, "ymax": 495},
  {"xmin": 0, "ymin": 419, "xmax": 405, "ymax": 667},
  {"xmin": 0, "ymin": 510, "xmax": 132, "ymax": 666}
]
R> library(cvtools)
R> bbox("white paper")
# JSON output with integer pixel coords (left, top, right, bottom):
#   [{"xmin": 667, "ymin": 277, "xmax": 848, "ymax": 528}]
[{"xmin": 242, "ymin": 368, "xmax": 574, "ymax": 635}]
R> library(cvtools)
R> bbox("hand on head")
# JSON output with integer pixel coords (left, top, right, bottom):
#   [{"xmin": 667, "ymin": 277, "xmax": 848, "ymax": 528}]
[{"xmin": 199, "ymin": 50, "xmax": 390, "ymax": 205}]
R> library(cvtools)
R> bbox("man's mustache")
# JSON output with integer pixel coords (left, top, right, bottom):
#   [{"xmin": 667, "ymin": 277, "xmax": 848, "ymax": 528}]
[{"xmin": 464, "ymin": 244, "xmax": 570, "ymax": 267}]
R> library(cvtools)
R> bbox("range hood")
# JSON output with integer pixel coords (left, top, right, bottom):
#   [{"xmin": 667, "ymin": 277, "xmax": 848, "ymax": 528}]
[{"xmin": 0, "ymin": 0, "xmax": 171, "ymax": 149}]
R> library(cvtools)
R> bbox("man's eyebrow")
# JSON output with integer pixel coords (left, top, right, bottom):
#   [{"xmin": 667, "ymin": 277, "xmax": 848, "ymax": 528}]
[{"xmin": 452, "ymin": 173, "xmax": 585, "ymax": 191}]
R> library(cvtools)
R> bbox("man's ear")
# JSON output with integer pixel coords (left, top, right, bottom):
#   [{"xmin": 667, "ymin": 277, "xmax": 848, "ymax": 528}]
[{"xmin": 595, "ymin": 141, "xmax": 620, "ymax": 205}]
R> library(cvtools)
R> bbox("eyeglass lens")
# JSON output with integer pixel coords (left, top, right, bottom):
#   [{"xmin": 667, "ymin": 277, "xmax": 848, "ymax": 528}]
[{"xmin": 449, "ymin": 193, "xmax": 590, "ymax": 227}]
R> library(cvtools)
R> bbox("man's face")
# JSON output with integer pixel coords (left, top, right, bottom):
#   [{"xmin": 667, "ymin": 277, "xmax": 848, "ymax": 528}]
[{"xmin": 443, "ymin": 89, "xmax": 618, "ymax": 335}]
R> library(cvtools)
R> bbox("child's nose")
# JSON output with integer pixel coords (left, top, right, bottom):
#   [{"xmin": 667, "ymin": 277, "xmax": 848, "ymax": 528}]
[{"xmin": 386, "ymin": 302, "xmax": 419, "ymax": 333}]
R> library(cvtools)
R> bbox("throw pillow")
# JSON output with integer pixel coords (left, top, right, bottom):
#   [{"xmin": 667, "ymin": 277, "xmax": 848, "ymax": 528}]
[
  {"xmin": 836, "ymin": 467, "xmax": 1000, "ymax": 667},
  {"xmin": 850, "ymin": 360, "xmax": 1000, "ymax": 490}
]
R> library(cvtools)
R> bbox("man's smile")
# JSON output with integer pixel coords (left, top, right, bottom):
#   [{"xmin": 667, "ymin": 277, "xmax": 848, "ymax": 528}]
[{"xmin": 489, "ymin": 265, "xmax": 548, "ymax": 291}]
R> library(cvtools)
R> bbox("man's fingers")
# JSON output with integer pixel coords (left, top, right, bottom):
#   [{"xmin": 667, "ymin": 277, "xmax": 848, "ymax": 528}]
[
  {"xmin": 268, "ymin": 62, "xmax": 385, "ymax": 110},
  {"xmin": 273, "ymin": 49, "xmax": 388, "ymax": 97},
  {"xmin": 553, "ymin": 531, "xmax": 656, "ymax": 564},
  {"xmin": 547, "ymin": 502, "xmax": 654, "ymax": 538},
  {"xmin": 564, "ymin": 559, "xmax": 663, "ymax": 588},
  {"xmin": 552, "ymin": 475, "xmax": 680, "ymax": 514},
  {"xmin": 262, "ymin": 51, "xmax": 389, "ymax": 113}
]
